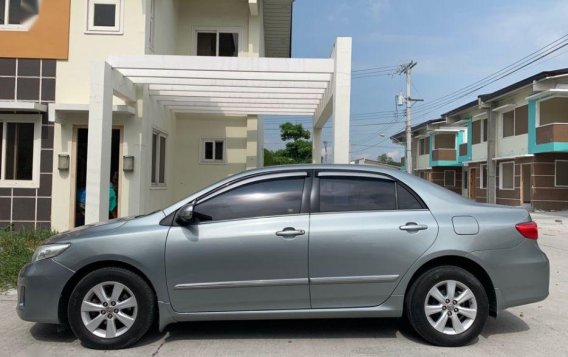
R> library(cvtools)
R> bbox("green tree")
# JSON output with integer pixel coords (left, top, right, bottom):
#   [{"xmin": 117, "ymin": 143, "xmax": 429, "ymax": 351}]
[
  {"xmin": 264, "ymin": 122, "xmax": 313, "ymax": 166},
  {"xmin": 377, "ymin": 153, "xmax": 398, "ymax": 165}
]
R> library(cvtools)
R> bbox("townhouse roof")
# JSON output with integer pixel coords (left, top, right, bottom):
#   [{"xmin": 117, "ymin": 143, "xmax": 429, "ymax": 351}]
[
  {"xmin": 478, "ymin": 68, "xmax": 568, "ymax": 103},
  {"xmin": 390, "ymin": 118, "xmax": 444, "ymax": 139},
  {"xmin": 441, "ymin": 99, "xmax": 479, "ymax": 118}
]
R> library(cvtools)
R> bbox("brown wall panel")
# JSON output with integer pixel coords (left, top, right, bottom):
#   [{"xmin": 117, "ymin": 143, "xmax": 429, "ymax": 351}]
[{"xmin": 0, "ymin": 0, "xmax": 71, "ymax": 59}]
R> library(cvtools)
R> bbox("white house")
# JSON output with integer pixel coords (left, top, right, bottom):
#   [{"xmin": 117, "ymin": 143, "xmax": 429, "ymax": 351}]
[{"xmin": 46, "ymin": 0, "xmax": 352, "ymax": 231}]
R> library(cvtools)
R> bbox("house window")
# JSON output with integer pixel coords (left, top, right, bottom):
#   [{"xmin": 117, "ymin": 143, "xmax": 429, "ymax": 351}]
[
  {"xmin": 480, "ymin": 164, "xmax": 487, "ymax": 189},
  {"xmin": 418, "ymin": 138, "xmax": 429, "ymax": 155},
  {"xmin": 499, "ymin": 162, "xmax": 515, "ymax": 190},
  {"xmin": 444, "ymin": 170, "xmax": 455, "ymax": 187},
  {"xmin": 148, "ymin": 0, "xmax": 155, "ymax": 50},
  {"xmin": 86, "ymin": 0, "xmax": 123, "ymax": 34},
  {"xmin": 463, "ymin": 169, "xmax": 468, "ymax": 189},
  {"xmin": 202, "ymin": 139, "xmax": 225, "ymax": 163},
  {"xmin": 502, "ymin": 106, "xmax": 528, "ymax": 137},
  {"xmin": 196, "ymin": 29, "xmax": 239, "ymax": 57},
  {"xmin": 555, "ymin": 160, "xmax": 568, "ymax": 187},
  {"xmin": 502, "ymin": 111, "xmax": 515, "ymax": 138},
  {"xmin": 0, "ymin": 0, "xmax": 39, "ymax": 28},
  {"xmin": 481, "ymin": 119, "xmax": 488, "ymax": 142},
  {"xmin": 151, "ymin": 131, "xmax": 166, "ymax": 185},
  {"xmin": 0, "ymin": 117, "xmax": 40, "ymax": 187}
]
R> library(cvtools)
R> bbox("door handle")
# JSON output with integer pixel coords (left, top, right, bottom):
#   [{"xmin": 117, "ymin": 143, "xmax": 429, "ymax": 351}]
[
  {"xmin": 276, "ymin": 227, "xmax": 305, "ymax": 238},
  {"xmin": 399, "ymin": 222, "xmax": 428, "ymax": 232}
]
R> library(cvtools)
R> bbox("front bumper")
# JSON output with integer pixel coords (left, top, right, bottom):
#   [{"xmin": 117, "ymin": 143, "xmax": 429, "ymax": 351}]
[
  {"xmin": 17, "ymin": 259, "xmax": 74, "ymax": 324},
  {"xmin": 472, "ymin": 239, "xmax": 550, "ymax": 311}
]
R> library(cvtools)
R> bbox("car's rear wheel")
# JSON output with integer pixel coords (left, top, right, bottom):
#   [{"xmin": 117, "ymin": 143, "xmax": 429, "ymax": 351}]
[
  {"xmin": 405, "ymin": 266, "xmax": 489, "ymax": 347},
  {"xmin": 67, "ymin": 267, "xmax": 155, "ymax": 349}
]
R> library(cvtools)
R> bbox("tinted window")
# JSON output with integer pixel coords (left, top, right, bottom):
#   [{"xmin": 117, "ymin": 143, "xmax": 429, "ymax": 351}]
[
  {"xmin": 397, "ymin": 183, "xmax": 423, "ymax": 210},
  {"xmin": 319, "ymin": 177, "xmax": 396, "ymax": 212},
  {"xmin": 195, "ymin": 178, "xmax": 305, "ymax": 221}
]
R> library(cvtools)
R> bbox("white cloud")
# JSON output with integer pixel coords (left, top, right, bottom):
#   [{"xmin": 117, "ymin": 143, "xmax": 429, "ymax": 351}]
[{"xmin": 387, "ymin": 150, "xmax": 402, "ymax": 162}]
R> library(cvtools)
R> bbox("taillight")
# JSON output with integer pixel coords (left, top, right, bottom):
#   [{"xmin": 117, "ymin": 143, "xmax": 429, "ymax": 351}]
[{"xmin": 516, "ymin": 221, "xmax": 538, "ymax": 240}]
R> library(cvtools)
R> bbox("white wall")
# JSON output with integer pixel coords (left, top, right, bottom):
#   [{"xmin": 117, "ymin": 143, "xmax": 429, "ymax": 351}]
[
  {"xmin": 147, "ymin": 0, "xmax": 178, "ymax": 55},
  {"xmin": 56, "ymin": 0, "xmax": 147, "ymax": 104},
  {"xmin": 471, "ymin": 143, "xmax": 487, "ymax": 162},
  {"xmin": 416, "ymin": 154, "xmax": 430, "ymax": 170},
  {"xmin": 175, "ymin": 0, "xmax": 256, "ymax": 56},
  {"xmin": 172, "ymin": 114, "xmax": 250, "ymax": 199}
]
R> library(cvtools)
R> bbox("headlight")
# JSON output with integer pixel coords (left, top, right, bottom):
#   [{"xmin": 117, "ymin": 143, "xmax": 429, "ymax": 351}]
[{"xmin": 31, "ymin": 244, "xmax": 70, "ymax": 263}]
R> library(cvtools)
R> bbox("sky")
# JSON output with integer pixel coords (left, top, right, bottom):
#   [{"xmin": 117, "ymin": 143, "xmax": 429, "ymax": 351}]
[{"xmin": 262, "ymin": 0, "xmax": 568, "ymax": 162}]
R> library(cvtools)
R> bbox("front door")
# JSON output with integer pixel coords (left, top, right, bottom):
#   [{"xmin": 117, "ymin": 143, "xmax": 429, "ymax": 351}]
[
  {"xmin": 469, "ymin": 168, "xmax": 476, "ymax": 200},
  {"xmin": 165, "ymin": 172, "xmax": 311, "ymax": 312},
  {"xmin": 308, "ymin": 172, "xmax": 439, "ymax": 308}
]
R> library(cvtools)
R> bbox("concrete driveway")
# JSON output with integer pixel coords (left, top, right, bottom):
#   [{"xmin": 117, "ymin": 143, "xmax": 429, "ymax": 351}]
[{"xmin": 1, "ymin": 212, "xmax": 566, "ymax": 356}]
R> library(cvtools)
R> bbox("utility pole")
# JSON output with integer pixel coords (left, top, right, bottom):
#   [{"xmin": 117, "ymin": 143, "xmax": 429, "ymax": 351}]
[{"xmin": 396, "ymin": 61, "xmax": 421, "ymax": 174}]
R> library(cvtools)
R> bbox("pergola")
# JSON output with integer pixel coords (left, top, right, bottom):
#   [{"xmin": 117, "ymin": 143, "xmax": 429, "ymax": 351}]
[{"xmin": 85, "ymin": 37, "xmax": 351, "ymax": 223}]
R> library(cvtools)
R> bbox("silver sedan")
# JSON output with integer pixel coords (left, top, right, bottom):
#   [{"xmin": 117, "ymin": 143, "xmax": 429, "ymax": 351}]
[{"xmin": 17, "ymin": 165, "xmax": 549, "ymax": 349}]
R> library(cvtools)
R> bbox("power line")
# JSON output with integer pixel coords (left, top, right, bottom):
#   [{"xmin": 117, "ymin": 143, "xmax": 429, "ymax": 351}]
[{"xmin": 409, "ymin": 33, "xmax": 568, "ymax": 118}]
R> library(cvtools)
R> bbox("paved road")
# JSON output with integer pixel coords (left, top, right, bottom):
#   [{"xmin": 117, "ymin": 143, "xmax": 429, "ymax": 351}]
[{"xmin": 1, "ymin": 213, "xmax": 566, "ymax": 356}]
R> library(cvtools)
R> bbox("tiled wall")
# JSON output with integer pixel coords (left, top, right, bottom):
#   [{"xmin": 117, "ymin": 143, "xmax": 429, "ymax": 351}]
[{"xmin": 0, "ymin": 58, "xmax": 55, "ymax": 230}]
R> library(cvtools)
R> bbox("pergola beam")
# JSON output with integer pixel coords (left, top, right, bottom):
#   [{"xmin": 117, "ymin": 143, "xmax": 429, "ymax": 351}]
[
  {"xmin": 161, "ymin": 101, "xmax": 317, "ymax": 110},
  {"xmin": 171, "ymin": 107, "xmax": 313, "ymax": 115},
  {"xmin": 149, "ymin": 90, "xmax": 323, "ymax": 100},
  {"xmin": 148, "ymin": 84, "xmax": 326, "ymax": 94},
  {"xmin": 129, "ymin": 77, "xmax": 330, "ymax": 89},
  {"xmin": 108, "ymin": 55, "xmax": 334, "ymax": 73},
  {"xmin": 156, "ymin": 96, "xmax": 320, "ymax": 105},
  {"xmin": 120, "ymin": 69, "xmax": 332, "ymax": 82}
]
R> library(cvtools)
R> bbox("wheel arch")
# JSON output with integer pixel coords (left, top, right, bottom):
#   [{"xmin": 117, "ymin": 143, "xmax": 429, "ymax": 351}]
[
  {"xmin": 58, "ymin": 260, "xmax": 159, "ymax": 326},
  {"xmin": 404, "ymin": 255, "xmax": 498, "ymax": 317}
]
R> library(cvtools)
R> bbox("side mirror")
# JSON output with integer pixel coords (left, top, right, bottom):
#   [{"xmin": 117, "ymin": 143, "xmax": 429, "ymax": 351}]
[{"xmin": 176, "ymin": 204, "xmax": 194, "ymax": 226}]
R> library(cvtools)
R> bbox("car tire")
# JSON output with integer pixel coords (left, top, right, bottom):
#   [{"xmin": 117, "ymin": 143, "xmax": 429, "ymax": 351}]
[
  {"xmin": 405, "ymin": 265, "xmax": 489, "ymax": 347},
  {"xmin": 67, "ymin": 267, "xmax": 155, "ymax": 349}
]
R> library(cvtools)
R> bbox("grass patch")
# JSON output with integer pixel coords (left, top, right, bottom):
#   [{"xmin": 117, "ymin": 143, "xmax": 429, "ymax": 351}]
[{"xmin": 0, "ymin": 229, "xmax": 55, "ymax": 291}]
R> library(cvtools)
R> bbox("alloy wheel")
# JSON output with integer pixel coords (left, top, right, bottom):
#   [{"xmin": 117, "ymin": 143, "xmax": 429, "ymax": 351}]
[
  {"xmin": 80, "ymin": 281, "xmax": 138, "ymax": 339},
  {"xmin": 424, "ymin": 280, "xmax": 478, "ymax": 335}
]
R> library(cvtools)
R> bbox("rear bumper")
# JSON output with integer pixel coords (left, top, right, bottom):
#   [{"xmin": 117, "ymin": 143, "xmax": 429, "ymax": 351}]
[
  {"xmin": 16, "ymin": 259, "xmax": 74, "ymax": 324},
  {"xmin": 472, "ymin": 239, "xmax": 549, "ymax": 311}
]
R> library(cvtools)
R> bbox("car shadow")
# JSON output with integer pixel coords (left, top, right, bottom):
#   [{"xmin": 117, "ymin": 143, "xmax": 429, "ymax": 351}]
[
  {"xmin": 28, "ymin": 312, "xmax": 529, "ymax": 347},
  {"xmin": 164, "ymin": 318, "xmax": 426, "ymax": 344},
  {"xmin": 481, "ymin": 310, "xmax": 530, "ymax": 338}
]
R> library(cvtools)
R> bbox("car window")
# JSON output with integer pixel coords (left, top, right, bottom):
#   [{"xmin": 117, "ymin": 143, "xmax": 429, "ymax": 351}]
[
  {"xmin": 194, "ymin": 178, "xmax": 305, "ymax": 222},
  {"xmin": 397, "ymin": 183, "xmax": 424, "ymax": 209},
  {"xmin": 319, "ymin": 177, "xmax": 396, "ymax": 212}
]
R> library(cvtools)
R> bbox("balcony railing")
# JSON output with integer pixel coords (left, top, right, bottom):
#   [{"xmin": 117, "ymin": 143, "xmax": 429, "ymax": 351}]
[
  {"xmin": 459, "ymin": 143, "xmax": 468, "ymax": 157},
  {"xmin": 432, "ymin": 149, "xmax": 456, "ymax": 161},
  {"xmin": 536, "ymin": 123, "xmax": 568, "ymax": 144}
]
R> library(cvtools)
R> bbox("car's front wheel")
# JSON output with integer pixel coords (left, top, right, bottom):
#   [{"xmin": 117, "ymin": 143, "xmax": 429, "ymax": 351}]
[
  {"xmin": 67, "ymin": 267, "xmax": 155, "ymax": 349},
  {"xmin": 405, "ymin": 266, "xmax": 489, "ymax": 347}
]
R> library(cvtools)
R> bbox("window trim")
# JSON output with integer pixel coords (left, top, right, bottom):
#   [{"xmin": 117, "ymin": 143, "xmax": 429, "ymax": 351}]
[
  {"xmin": 0, "ymin": 114, "xmax": 41, "ymax": 188},
  {"xmin": 313, "ymin": 172, "xmax": 427, "ymax": 214},
  {"xmin": 193, "ymin": 26, "xmax": 242, "ymax": 56},
  {"xmin": 85, "ymin": 0, "xmax": 124, "ymax": 35},
  {"xmin": 555, "ymin": 160, "xmax": 568, "ymax": 188},
  {"xmin": 499, "ymin": 161, "xmax": 515, "ymax": 191},
  {"xmin": 193, "ymin": 173, "xmax": 309, "ymax": 223},
  {"xmin": 150, "ymin": 129, "xmax": 167, "ymax": 187},
  {"xmin": 444, "ymin": 170, "xmax": 456, "ymax": 187},
  {"xmin": 480, "ymin": 164, "xmax": 487, "ymax": 189},
  {"xmin": 0, "ymin": 0, "xmax": 39, "ymax": 31},
  {"xmin": 200, "ymin": 138, "xmax": 226, "ymax": 164}
]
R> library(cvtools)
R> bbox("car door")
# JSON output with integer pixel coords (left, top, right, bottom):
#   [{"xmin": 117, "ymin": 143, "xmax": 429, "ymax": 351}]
[
  {"xmin": 165, "ymin": 171, "xmax": 311, "ymax": 313},
  {"xmin": 309, "ymin": 171, "xmax": 439, "ymax": 308}
]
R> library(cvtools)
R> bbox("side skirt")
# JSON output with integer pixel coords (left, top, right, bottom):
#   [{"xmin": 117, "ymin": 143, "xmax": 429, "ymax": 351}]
[{"xmin": 157, "ymin": 295, "xmax": 404, "ymax": 332}]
